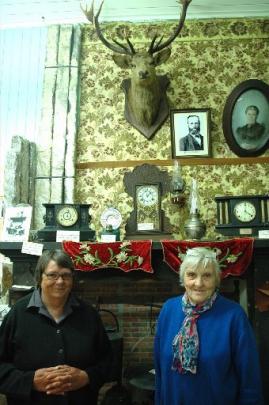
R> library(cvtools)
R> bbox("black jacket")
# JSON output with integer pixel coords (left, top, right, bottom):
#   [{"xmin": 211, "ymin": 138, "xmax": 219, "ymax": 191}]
[
  {"xmin": 0, "ymin": 292, "xmax": 112, "ymax": 405},
  {"xmin": 179, "ymin": 133, "xmax": 204, "ymax": 151}
]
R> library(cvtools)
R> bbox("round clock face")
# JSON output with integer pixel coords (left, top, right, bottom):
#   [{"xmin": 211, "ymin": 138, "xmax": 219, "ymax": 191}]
[
  {"xmin": 233, "ymin": 201, "xmax": 256, "ymax": 223},
  {"xmin": 56, "ymin": 206, "xmax": 78, "ymax": 227},
  {"xmin": 100, "ymin": 208, "xmax": 122, "ymax": 230},
  {"xmin": 137, "ymin": 186, "xmax": 158, "ymax": 206}
]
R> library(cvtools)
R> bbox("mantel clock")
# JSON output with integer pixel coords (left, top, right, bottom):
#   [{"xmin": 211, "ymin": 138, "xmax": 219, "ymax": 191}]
[
  {"xmin": 215, "ymin": 195, "xmax": 269, "ymax": 237},
  {"xmin": 38, "ymin": 203, "xmax": 95, "ymax": 241},
  {"xmin": 124, "ymin": 164, "xmax": 172, "ymax": 239}
]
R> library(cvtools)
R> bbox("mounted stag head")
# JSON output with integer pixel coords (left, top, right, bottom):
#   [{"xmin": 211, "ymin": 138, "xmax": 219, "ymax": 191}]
[{"xmin": 81, "ymin": 0, "xmax": 192, "ymax": 139}]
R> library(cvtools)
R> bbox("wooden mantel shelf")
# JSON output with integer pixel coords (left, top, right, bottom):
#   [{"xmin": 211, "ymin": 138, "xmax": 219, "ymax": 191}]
[
  {"xmin": 76, "ymin": 156, "xmax": 269, "ymax": 170},
  {"xmin": 0, "ymin": 239, "xmax": 268, "ymax": 284},
  {"xmin": 0, "ymin": 238, "xmax": 268, "ymax": 251}
]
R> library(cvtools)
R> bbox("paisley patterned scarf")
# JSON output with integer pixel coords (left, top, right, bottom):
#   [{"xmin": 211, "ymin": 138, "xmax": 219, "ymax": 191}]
[{"xmin": 172, "ymin": 291, "xmax": 218, "ymax": 374}]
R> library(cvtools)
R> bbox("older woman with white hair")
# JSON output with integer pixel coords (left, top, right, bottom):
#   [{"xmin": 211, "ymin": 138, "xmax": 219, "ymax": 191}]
[{"xmin": 154, "ymin": 247, "xmax": 263, "ymax": 405}]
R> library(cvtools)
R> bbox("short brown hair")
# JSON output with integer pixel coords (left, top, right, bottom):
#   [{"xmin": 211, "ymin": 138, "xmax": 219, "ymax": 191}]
[{"xmin": 35, "ymin": 250, "xmax": 74, "ymax": 287}]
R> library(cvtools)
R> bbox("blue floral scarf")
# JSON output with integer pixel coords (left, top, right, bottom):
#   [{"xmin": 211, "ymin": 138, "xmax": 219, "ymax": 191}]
[{"xmin": 172, "ymin": 291, "xmax": 218, "ymax": 374}]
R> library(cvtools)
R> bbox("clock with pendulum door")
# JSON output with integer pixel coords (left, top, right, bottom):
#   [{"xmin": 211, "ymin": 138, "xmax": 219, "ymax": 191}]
[{"xmin": 124, "ymin": 164, "xmax": 172, "ymax": 239}]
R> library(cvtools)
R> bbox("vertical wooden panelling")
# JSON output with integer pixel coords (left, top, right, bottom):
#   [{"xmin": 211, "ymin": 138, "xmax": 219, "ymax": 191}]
[
  {"xmin": 0, "ymin": 27, "xmax": 47, "ymax": 195},
  {"xmin": 34, "ymin": 25, "xmax": 81, "ymax": 229}
]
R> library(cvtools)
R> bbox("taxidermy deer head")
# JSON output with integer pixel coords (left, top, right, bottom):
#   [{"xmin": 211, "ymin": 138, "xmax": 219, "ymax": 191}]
[{"xmin": 81, "ymin": 0, "xmax": 192, "ymax": 139}]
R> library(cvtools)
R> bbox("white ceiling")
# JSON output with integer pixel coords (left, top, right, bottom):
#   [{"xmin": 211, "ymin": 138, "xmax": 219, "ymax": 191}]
[{"xmin": 1, "ymin": 0, "xmax": 269, "ymax": 29}]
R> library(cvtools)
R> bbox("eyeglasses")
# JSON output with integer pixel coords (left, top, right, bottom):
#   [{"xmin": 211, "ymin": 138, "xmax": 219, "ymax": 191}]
[{"xmin": 43, "ymin": 272, "xmax": 73, "ymax": 281}]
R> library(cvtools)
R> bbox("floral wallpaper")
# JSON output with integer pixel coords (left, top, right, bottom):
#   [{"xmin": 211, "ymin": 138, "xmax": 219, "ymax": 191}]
[{"xmin": 76, "ymin": 18, "xmax": 269, "ymax": 239}]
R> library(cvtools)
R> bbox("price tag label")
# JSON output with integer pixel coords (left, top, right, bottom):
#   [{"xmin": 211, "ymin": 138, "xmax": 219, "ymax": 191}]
[
  {"xmin": 258, "ymin": 230, "xmax": 269, "ymax": 239},
  {"xmin": 21, "ymin": 242, "xmax": 43, "ymax": 256},
  {"xmin": 56, "ymin": 231, "xmax": 80, "ymax": 242},
  {"xmin": 100, "ymin": 234, "xmax": 116, "ymax": 242},
  {"xmin": 137, "ymin": 223, "xmax": 154, "ymax": 231},
  {"xmin": 239, "ymin": 228, "xmax": 252, "ymax": 235}
]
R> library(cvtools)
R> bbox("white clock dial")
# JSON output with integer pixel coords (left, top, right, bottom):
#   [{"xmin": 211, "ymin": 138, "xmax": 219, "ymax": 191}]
[
  {"xmin": 233, "ymin": 201, "xmax": 256, "ymax": 223},
  {"xmin": 56, "ymin": 206, "xmax": 78, "ymax": 227},
  {"xmin": 137, "ymin": 186, "xmax": 158, "ymax": 206}
]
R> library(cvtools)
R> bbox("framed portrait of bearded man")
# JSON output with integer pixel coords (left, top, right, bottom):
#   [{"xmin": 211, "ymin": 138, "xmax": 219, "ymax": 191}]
[{"xmin": 170, "ymin": 108, "xmax": 211, "ymax": 158}]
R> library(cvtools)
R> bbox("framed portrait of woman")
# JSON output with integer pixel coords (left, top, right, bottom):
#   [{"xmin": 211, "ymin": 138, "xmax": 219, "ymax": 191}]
[{"xmin": 223, "ymin": 79, "xmax": 269, "ymax": 157}]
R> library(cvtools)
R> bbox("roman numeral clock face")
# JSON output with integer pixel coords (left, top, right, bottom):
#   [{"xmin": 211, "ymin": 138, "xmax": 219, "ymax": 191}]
[
  {"xmin": 137, "ymin": 186, "xmax": 158, "ymax": 206},
  {"xmin": 136, "ymin": 185, "xmax": 160, "ymax": 231}
]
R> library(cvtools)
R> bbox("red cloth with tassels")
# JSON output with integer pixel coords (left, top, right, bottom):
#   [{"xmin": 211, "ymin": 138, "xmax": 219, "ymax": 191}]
[
  {"xmin": 161, "ymin": 238, "xmax": 254, "ymax": 278},
  {"xmin": 62, "ymin": 240, "xmax": 153, "ymax": 273}
]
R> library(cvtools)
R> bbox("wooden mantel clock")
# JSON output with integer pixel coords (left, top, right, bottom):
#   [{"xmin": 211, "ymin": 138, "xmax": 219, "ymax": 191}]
[
  {"xmin": 38, "ymin": 203, "xmax": 96, "ymax": 241},
  {"xmin": 123, "ymin": 164, "xmax": 172, "ymax": 239},
  {"xmin": 215, "ymin": 195, "xmax": 269, "ymax": 237}
]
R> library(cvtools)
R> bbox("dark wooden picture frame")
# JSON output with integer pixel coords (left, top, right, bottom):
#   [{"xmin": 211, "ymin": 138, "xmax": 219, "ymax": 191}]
[
  {"xmin": 170, "ymin": 108, "xmax": 211, "ymax": 158},
  {"xmin": 222, "ymin": 79, "xmax": 269, "ymax": 157}
]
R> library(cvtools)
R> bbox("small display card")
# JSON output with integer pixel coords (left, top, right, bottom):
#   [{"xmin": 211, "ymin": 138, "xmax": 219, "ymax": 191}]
[
  {"xmin": 137, "ymin": 223, "xmax": 154, "ymax": 231},
  {"xmin": 258, "ymin": 230, "xmax": 269, "ymax": 239},
  {"xmin": 100, "ymin": 234, "xmax": 116, "ymax": 242},
  {"xmin": 56, "ymin": 231, "xmax": 80, "ymax": 242},
  {"xmin": 21, "ymin": 242, "xmax": 43, "ymax": 256}
]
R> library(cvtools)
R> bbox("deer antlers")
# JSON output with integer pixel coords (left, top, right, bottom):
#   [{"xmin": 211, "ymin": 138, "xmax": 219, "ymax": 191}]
[
  {"xmin": 148, "ymin": 0, "xmax": 192, "ymax": 54},
  {"xmin": 81, "ymin": 0, "xmax": 192, "ymax": 55},
  {"xmin": 81, "ymin": 0, "xmax": 135, "ymax": 55}
]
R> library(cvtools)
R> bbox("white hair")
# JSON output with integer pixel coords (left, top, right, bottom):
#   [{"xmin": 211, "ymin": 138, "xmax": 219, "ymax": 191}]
[{"xmin": 179, "ymin": 247, "xmax": 221, "ymax": 287}]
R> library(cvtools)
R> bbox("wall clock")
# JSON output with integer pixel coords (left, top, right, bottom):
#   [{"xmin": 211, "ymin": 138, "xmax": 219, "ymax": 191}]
[
  {"xmin": 215, "ymin": 195, "xmax": 269, "ymax": 237},
  {"xmin": 37, "ymin": 203, "xmax": 96, "ymax": 241},
  {"xmin": 123, "ymin": 164, "xmax": 172, "ymax": 239},
  {"xmin": 136, "ymin": 184, "xmax": 161, "ymax": 231}
]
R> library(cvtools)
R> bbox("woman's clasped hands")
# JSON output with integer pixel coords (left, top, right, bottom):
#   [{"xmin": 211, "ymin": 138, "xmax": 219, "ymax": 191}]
[{"xmin": 33, "ymin": 365, "xmax": 89, "ymax": 396}]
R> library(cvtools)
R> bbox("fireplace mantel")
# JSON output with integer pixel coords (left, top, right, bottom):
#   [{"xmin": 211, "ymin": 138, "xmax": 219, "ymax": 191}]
[{"xmin": 0, "ymin": 239, "xmax": 268, "ymax": 283}]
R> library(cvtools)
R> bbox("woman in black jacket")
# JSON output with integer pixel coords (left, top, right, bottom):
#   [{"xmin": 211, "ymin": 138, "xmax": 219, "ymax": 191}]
[{"xmin": 0, "ymin": 249, "xmax": 112, "ymax": 405}]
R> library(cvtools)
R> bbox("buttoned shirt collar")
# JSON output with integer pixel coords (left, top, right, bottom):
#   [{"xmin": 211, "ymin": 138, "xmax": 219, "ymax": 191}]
[{"xmin": 27, "ymin": 288, "xmax": 80, "ymax": 323}]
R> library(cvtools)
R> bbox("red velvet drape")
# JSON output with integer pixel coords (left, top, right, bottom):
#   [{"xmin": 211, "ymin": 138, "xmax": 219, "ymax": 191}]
[
  {"xmin": 62, "ymin": 240, "xmax": 153, "ymax": 273},
  {"xmin": 161, "ymin": 238, "xmax": 254, "ymax": 278}
]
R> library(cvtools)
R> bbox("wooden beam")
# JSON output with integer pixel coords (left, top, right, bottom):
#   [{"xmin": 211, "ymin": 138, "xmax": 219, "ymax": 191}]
[{"xmin": 76, "ymin": 156, "xmax": 269, "ymax": 170}]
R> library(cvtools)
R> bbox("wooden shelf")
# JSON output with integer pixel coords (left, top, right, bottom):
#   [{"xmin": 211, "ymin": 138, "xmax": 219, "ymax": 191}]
[{"xmin": 76, "ymin": 156, "xmax": 269, "ymax": 170}]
